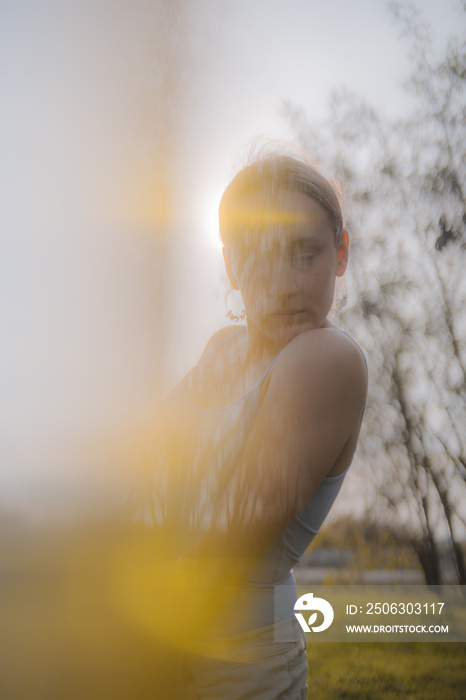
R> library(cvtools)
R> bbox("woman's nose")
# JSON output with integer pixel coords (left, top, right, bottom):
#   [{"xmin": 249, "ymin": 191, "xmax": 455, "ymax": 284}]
[{"xmin": 267, "ymin": 260, "xmax": 298, "ymax": 297}]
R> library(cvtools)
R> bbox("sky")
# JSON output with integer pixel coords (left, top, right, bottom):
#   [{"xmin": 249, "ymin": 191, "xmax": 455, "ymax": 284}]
[
  {"xmin": 0, "ymin": 0, "xmax": 462, "ymax": 514},
  {"xmin": 187, "ymin": 0, "xmax": 460, "ymax": 223}
]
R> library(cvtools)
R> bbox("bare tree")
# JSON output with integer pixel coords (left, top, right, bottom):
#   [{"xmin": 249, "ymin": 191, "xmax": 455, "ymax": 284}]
[{"xmin": 285, "ymin": 1, "xmax": 466, "ymax": 584}]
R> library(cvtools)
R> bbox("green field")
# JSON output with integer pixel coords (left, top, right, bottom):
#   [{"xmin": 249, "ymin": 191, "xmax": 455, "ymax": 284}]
[{"xmin": 306, "ymin": 642, "xmax": 466, "ymax": 700}]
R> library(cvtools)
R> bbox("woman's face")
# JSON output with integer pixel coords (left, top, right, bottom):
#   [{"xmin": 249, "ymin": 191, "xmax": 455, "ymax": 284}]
[{"xmin": 223, "ymin": 189, "xmax": 348, "ymax": 348}]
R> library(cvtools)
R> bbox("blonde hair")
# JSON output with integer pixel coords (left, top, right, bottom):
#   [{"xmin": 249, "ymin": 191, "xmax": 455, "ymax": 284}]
[{"xmin": 219, "ymin": 150, "xmax": 344, "ymax": 248}]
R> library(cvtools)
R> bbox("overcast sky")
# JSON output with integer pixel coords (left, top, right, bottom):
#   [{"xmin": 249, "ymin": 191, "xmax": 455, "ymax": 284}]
[
  {"xmin": 186, "ymin": 0, "xmax": 461, "ymax": 223},
  {"xmin": 1, "ymin": 0, "xmax": 462, "ymax": 512}
]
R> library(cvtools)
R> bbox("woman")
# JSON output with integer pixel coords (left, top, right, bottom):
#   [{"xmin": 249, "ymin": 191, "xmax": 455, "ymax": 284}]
[{"xmin": 150, "ymin": 151, "xmax": 368, "ymax": 699}]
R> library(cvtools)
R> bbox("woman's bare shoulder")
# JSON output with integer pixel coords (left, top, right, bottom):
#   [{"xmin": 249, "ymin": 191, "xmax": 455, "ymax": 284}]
[
  {"xmin": 282, "ymin": 327, "xmax": 365, "ymax": 368},
  {"xmin": 269, "ymin": 327, "xmax": 368, "ymax": 404}
]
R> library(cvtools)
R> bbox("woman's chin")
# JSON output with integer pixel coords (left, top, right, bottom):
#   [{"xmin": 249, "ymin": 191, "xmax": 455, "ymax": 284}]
[{"xmin": 259, "ymin": 314, "xmax": 322, "ymax": 347}]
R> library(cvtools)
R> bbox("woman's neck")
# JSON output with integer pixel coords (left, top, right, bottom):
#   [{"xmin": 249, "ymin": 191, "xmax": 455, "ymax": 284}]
[{"xmin": 243, "ymin": 320, "xmax": 284, "ymax": 368}]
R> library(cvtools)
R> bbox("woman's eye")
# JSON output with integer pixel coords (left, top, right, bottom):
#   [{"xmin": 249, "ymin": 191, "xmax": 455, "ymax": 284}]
[{"xmin": 293, "ymin": 252, "xmax": 314, "ymax": 264}]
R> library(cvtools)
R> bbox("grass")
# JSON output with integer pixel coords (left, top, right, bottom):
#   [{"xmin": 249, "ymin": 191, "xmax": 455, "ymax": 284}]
[{"xmin": 306, "ymin": 642, "xmax": 466, "ymax": 700}]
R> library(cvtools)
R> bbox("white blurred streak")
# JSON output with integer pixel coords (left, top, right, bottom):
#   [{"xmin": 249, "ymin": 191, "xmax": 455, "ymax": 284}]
[{"xmin": 0, "ymin": 0, "xmax": 217, "ymax": 516}]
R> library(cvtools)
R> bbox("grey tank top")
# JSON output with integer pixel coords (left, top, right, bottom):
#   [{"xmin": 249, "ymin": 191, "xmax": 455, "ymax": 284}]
[{"xmin": 163, "ymin": 328, "xmax": 365, "ymax": 634}]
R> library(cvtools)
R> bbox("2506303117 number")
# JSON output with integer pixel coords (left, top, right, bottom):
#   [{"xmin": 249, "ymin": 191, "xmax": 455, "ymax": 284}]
[{"xmin": 354, "ymin": 602, "xmax": 446, "ymax": 615}]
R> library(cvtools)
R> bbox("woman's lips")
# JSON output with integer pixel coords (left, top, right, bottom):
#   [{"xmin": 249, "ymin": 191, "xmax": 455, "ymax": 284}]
[{"xmin": 271, "ymin": 309, "xmax": 305, "ymax": 316}]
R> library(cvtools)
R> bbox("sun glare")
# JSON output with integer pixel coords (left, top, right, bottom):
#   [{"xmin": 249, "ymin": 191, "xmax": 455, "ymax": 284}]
[{"xmin": 201, "ymin": 187, "xmax": 224, "ymax": 252}]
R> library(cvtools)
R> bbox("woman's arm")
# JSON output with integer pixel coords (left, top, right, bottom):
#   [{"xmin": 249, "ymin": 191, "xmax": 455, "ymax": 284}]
[{"xmin": 191, "ymin": 328, "xmax": 368, "ymax": 562}]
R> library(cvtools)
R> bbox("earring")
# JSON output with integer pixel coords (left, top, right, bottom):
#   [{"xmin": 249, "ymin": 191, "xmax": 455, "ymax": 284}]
[
  {"xmin": 225, "ymin": 286, "xmax": 246, "ymax": 323},
  {"xmin": 335, "ymin": 278, "xmax": 348, "ymax": 312}
]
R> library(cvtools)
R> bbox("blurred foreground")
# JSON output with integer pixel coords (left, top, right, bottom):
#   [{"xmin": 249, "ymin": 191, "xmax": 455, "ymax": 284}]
[
  {"xmin": 0, "ymin": 508, "xmax": 267, "ymax": 699},
  {"xmin": 2, "ymin": 515, "xmax": 465, "ymax": 699},
  {"xmin": 0, "ymin": 516, "xmax": 192, "ymax": 699}
]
